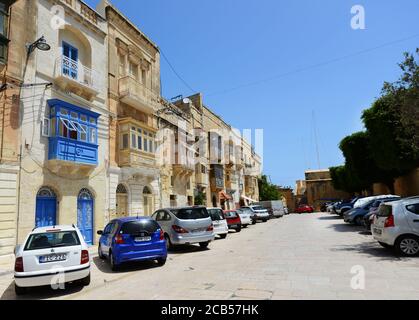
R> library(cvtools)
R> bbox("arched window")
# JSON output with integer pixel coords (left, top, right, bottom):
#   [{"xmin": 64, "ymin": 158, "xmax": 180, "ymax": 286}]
[
  {"xmin": 78, "ymin": 188, "xmax": 93, "ymax": 200},
  {"xmin": 116, "ymin": 184, "xmax": 128, "ymax": 194},
  {"xmin": 143, "ymin": 186, "xmax": 152, "ymax": 195},
  {"xmin": 37, "ymin": 187, "xmax": 56, "ymax": 198}
]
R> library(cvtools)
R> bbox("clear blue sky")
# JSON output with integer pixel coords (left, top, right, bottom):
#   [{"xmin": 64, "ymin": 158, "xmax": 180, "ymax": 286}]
[{"xmin": 86, "ymin": 0, "xmax": 419, "ymax": 188}]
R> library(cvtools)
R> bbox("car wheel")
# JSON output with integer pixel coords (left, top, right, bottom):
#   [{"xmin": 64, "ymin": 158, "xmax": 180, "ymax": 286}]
[
  {"xmin": 14, "ymin": 283, "xmax": 27, "ymax": 296},
  {"xmin": 262, "ymin": 219, "xmax": 267, "ymax": 223},
  {"xmin": 242, "ymin": 224, "xmax": 248, "ymax": 228},
  {"xmin": 219, "ymin": 234, "xmax": 227, "ymax": 239},
  {"xmin": 236, "ymin": 226, "xmax": 242, "ymax": 232},
  {"xmin": 378, "ymin": 242, "xmax": 392, "ymax": 249},
  {"xmin": 109, "ymin": 251, "xmax": 119, "ymax": 271},
  {"xmin": 395, "ymin": 235, "xmax": 419, "ymax": 257},
  {"xmin": 80, "ymin": 273, "xmax": 91, "ymax": 286},
  {"xmin": 199, "ymin": 241, "xmax": 209, "ymax": 249},
  {"xmin": 157, "ymin": 257, "xmax": 167, "ymax": 266},
  {"xmin": 98, "ymin": 245, "xmax": 105, "ymax": 260},
  {"xmin": 252, "ymin": 220, "xmax": 257, "ymax": 225},
  {"xmin": 165, "ymin": 234, "xmax": 173, "ymax": 251},
  {"xmin": 355, "ymin": 216, "xmax": 363, "ymax": 226}
]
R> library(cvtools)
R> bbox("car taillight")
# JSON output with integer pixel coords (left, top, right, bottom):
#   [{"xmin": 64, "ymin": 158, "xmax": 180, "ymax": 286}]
[
  {"xmin": 384, "ymin": 214, "xmax": 395, "ymax": 228},
  {"xmin": 159, "ymin": 229, "xmax": 165, "ymax": 240},
  {"xmin": 81, "ymin": 250, "xmax": 89, "ymax": 265},
  {"xmin": 14, "ymin": 257, "xmax": 24, "ymax": 272},
  {"xmin": 172, "ymin": 225, "xmax": 189, "ymax": 234},
  {"xmin": 115, "ymin": 234, "xmax": 125, "ymax": 244},
  {"xmin": 207, "ymin": 225, "xmax": 214, "ymax": 232}
]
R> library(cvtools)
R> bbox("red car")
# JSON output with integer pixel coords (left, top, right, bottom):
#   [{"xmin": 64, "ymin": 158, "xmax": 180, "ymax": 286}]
[
  {"xmin": 223, "ymin": 210, "xmax": 242, "ymax": 232},
  {"xmin": 295, "ymin": 205, "xmax": 315, "ymax": 214}
]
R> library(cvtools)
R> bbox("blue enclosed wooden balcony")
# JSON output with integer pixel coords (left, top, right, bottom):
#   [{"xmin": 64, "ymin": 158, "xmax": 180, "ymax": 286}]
[{"xmin": 46, "ymin": 99, "xmax": 100, "ymax": 174}]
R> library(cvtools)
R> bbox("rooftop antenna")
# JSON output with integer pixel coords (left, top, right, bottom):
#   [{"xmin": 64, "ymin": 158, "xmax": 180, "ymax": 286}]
[{"xmin": 312, "ymin": 110, "xmax": 321, "ymax": 170}]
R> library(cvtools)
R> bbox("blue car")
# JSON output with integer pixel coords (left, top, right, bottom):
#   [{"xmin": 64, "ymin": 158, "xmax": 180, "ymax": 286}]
[{"xmin": 97, "ymin": 217, "xmax": 167, "ymax": 271}]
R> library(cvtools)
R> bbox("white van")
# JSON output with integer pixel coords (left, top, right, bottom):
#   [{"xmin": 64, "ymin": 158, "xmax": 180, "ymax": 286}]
[{"xmin": 256, "ymin": 201, "xmax": 285, "ymax": 218}]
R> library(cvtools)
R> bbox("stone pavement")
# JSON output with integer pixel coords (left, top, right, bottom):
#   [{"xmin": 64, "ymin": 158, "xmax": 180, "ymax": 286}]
[{"xmin": 1, "ymin": 213, "xmax": 419, "ymax": 300}]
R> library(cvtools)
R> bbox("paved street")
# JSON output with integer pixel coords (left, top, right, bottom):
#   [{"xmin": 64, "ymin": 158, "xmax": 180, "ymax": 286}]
[{"xmin": 1, "ymin": 213, "xmax": 419, "ymax": 300}]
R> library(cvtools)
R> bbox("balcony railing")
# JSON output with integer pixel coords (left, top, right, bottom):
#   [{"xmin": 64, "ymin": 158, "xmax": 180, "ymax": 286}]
[
  {"xmin": 119, "ymin": 76, "xmax": 161, "ymax": 114},
  {"xmin": 55, "ymin": 55, "xmax": 99, "ymax": 98},
  {"xmin": 119, "ymin": 148, "xmax": 157, "ymax": 168}
]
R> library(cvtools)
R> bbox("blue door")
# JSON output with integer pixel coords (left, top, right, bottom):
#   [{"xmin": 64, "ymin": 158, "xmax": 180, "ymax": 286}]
[
  {"xmin": 35, "ymin": 188, "xmax": 57, "ymax": 227},
  {"xmin": 77, "ymin": 189, "xmax": 94, "ymax": 245},
  {"xmin": 62, "ymin": 42, "xmax": 78, "ymax": 79}
]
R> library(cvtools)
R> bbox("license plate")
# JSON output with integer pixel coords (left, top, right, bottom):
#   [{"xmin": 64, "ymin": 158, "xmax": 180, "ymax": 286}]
[
  {"xmin": 192, "ymin": 228, "xmax": 204, "ymax": 234},
  {"xmin": 39, "ymin": 254, "xmax": 67, "ymax": 264},
  {"xmin": 373, "ymin": 228, "xmax": 382, "ymax": 235},
  {"xmin": 135, "ymin": 237, "xmax": 151, "ymax": 242}
]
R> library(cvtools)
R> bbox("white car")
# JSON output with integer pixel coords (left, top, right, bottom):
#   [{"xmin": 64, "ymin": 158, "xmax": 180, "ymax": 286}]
[
  {"xmin": 236, "ymin": 208, "xmax": 253, "ymax": 227},
  {"xmin": 14, "ymin": 225, "xmax": 91, "ymax": 295},
  {"xmin": 207, "ymin": 208, "xmax": 229, "ymax": 239},
  {"xmin": 242, "ymin": 205, "xmax": 270, "ymax": 223},
  {"xmin": 372, "ymin": 197, "xmax": 419, "ymax": 257}
]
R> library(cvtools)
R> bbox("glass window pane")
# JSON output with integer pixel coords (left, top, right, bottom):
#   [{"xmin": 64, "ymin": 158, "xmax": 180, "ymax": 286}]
[
  {"xmin": 80, "ymin": 114, "xmax": 87, "ymax": 122},
  {"xmin": 60, "ymin": 108, "xmax": 68, "ymax": 116},
  {"xmin": 149, "ymin": 140, "xmax": 153, "ymax": 153},
  {"xmin": 80, "ymin": 125, "xmax": 87, "ymax": 141},
  {"xmin": 122, "ymin": 134, "xmax": 128, "ymax": 149},
  {"xmin": 137, "ymin": 128, "xmax": 142, "ymax": 134},
  {"xmin": 51, "ymin": 118, "xmax": 56, "ymax": 137},
  {"xmin": 137, "ymin": 136, "xmax": 142, "ymax": 150},
  {"xmin": 70, "ymin": 112, "xmax": 78, "ymax": 119},
  {"xmin": 131, "ymin": 133, "xmax": 136, "ymax": 149},
  {"xmin": 90, "ymin": 117, "xmax": 96, "ymax": 125},
  {"xmin": 144, "ymin": 138, "xmax": 148, "ymax": 152}
]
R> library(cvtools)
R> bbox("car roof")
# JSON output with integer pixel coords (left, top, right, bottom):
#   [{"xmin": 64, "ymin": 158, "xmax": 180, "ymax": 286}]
[
  {"xmin": 207, "ymin": 207, "xmax": 223, "ymax": 210},
  {"xmin": 31, "ymin": 225, "xmax": 77, "ymax": 234},
  {"xmin": 112, "ymin": 216, "xmax": 153, "ymax": 223},
  {"xmin": 160, "ymin": 206, "xmax": 206, "ymax": 211}
]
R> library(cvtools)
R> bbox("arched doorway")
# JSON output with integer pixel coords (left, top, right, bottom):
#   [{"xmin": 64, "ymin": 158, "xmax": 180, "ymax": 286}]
[
  {"xmin": 77, "ymin": 188, "xmax": 94, "ymax": 245},
  {"xmin": 35, "ymin": 187, "xmax": 57, "ymax": 227},
  {"xmin": 143, "ymin": 186, "xmax": 154, "ymax": 216},
  {"xmin": 116, "ymin": 184, "xmax": 128, "ymax": 217}
]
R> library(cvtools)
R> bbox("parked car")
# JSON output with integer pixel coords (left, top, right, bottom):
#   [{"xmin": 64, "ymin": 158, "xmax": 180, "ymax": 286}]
[
  {"xmin": 241, "ymin": 205, "xmax": 270, "ymax": 223},
  {"xmin": 14, "ymin": 225, "xmax": 91, "ymax": 295},
  {"xmin": 151, "ymin": 206, "xmax": 215, "ymax": 250},
  {"xmin": 98, "ymin": 217, "xmax": 167, "ymax": 271},
  {"xmin": 236, "ymin": 208, "xmax": 253, "ymax": 227},
  {"xmin": 255, "ymin": 201, "xmax": 285, "ymax": 218},
  {"xmin": 344, "ymin": 195, "xmax": 402, "ymax": 225},
  {"xmin": 372, "ymin": 197, "xmax": 419, "ymax": 256},
  {"xmin": 335, "ymin": 197, "xmax": 361, "ymax": 216},
  {"xmin": 207, "ymin": 208, "xmax": 229, "ymax": 239},
  {"xmin": 223, "ymin": 210, "xmax": 242, "ymax": 232},
  {"xmin": 295, "ymin": 204, "xmax": 314, "ymax": 214},
  {"xmin": 363, "ymin": 197, "xmax": 402, "ymax": 230}
]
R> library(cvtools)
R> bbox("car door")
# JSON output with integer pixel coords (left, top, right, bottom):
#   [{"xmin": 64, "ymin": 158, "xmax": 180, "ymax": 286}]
[
  {"xmin": 102, "ymin": 222, "xmax": 116, "ymax": 256},
  {"xmin": 404, "ymin": 202, "xmax": 419, "ymax": 232},
  {"xmin": 153, "ymin": 211, "xmax": 170, "ymax": 234}
]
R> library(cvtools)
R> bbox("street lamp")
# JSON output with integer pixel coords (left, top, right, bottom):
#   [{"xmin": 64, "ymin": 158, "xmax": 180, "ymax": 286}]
[{"xmin": 26, "ymin": 36, "xmax": 51, "ymax": 55}]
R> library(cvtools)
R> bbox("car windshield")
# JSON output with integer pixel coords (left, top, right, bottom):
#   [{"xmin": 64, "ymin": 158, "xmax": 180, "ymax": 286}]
[
  {"xmin": 208, "ymin": 209, "xmax": 225, "ymax": 221},
  {"xmin": 120, "ymin": 220, "xmax": 160, "ymax": 235},
  {"xmin": 172, "ymin": 207, "xmax": 209, "ymax": 220},
  {"xmin": 224, "ymin": 211, "xmax": 238, "ymax": 218},
  {"xmin": 239, "ymin": 208, "xmax": 252, "ymax": 214},
  {"xmin": 24, "ymin": 231, "xmax": 80, "ymax": 251},
  {"xmin": 252, "ymin": 206, "xmax": 265, "ymax": 211},
  {"xmin": 377, "ymin": 204, "xmax": 393, "ymax": 217}
]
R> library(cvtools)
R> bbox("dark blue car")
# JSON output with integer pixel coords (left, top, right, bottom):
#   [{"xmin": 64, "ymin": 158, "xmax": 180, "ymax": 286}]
[{"xmin": 97, "ymin": 217, "xmax": 167, "ymax": 271}]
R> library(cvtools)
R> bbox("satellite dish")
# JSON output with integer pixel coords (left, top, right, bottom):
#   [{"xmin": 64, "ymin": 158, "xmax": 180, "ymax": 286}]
[{"xmin": 183, "ymin": 98, "xmax": 191, "ymax": 104}]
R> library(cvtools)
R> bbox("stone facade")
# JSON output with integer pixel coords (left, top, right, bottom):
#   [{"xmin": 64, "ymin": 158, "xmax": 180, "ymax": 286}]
[
  {"xmin": 0, "ymin": 0, "xmax": 262, "ymax": 260},
  {"xmin": 304, "ymin": 169, "xmax": 350, "ymax": 210},
  {"xmin": 17, "ymin": 0, "xmax": 109, "ymax": 246}
]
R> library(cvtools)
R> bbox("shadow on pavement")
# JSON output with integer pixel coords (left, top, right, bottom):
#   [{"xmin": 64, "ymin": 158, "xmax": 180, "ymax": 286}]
[
  {"xmin": 328, "ymin": 222, "xmax": 366, "ymax": 233},
  {"xmin": 318, "ymin": 215, "xmax": 343, "ymax": 220},
  {"xmin": 93, "ymin": 256, "xmax": 161, "ymax": 274},
  {"xmin": 330, "ymin": 241, "xmax": 412, "ymax": 262},
  {"xmin": 0, "ymin": 279, "xmax": 84, "ymax": 300}
]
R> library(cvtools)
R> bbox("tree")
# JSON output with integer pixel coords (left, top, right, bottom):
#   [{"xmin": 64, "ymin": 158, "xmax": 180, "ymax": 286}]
[
  {"xmin": 258, "ymin": 175, "xmax": 280, "ymax": 201},
  {"xmin": 362, "ymin": 50, "xmax": 419, "ymax": 175},
  {"xmin": 330, "ymin": 165, "xmax": 362, "ymax": 194},
  {"xmin": 194, "ymin": 191, "xmax": 206, "ymax": 206}
]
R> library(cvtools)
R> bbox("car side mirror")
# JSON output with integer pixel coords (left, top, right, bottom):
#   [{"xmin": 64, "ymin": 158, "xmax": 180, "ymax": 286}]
[
  {"xmin": 97, "ymin": 230, "xmax": 104, "ymax": 235},
  {"xmin": 14, "ymin": 244, "xmax": 22, "ymax": 255}
]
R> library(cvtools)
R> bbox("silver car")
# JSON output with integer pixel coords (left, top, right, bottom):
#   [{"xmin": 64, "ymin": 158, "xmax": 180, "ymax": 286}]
[
  {"xmin": 242, "ymin": 205, "xmax": 270, "ymax": 223},
  {"xmin": 152, "ymin": 206, "xmax": 215, "ymax": 250}
]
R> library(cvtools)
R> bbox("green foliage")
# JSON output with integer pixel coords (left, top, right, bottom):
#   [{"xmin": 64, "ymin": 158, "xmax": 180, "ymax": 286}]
[
  {"xmin": 194, "ymin": 191, "xmax": 206, "ymax": 206},
  {"xmin": 330, "ymin": 49, "xmax": 419, "ymax": 193},
  {"xmin": 258, "ymin": 175, "xmax": 280, "ymax": 201}
]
